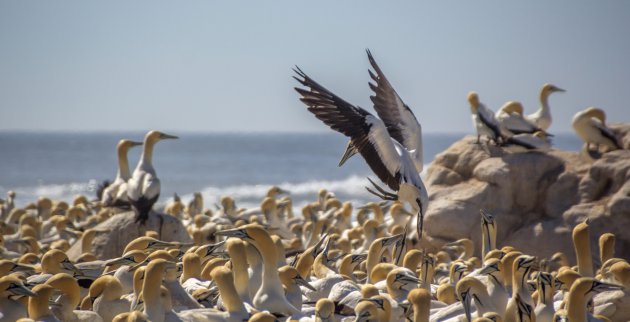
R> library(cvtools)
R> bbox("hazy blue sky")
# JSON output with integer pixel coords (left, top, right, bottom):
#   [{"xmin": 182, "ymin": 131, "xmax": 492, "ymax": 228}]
[{"xmin": 1, "ymin": 1, "xmax": 628, "ymax": 133}]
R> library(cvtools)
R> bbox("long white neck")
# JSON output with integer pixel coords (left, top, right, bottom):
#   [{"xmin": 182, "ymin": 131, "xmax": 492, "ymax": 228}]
[
  {"xmin": 117, "ymin": 147, "xmax": 131, "ymax": 180},
  {"xmin": 539, "ymin": 91, "xmax": 551, "ymax": 119},
  {"xmin": 139, "ymin": 139, "xmax": 156, "ymax": 170}
]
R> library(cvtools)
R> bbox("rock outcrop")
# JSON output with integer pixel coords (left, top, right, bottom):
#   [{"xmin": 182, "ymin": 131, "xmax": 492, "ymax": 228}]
[
  {"xmin": 423, "ymin": 124, "xmax": 630, "ymax": 263},
  {"xmin": 67, "ymin": 211, "xmax": 191, "ymax": 260}
]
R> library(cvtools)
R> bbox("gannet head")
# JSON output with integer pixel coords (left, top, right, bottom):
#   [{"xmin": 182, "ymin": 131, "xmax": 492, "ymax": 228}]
[
  {"xmin": 467, "ymin": 91, "xmax": 480, "ymax": 113},
  {"xmin": 537, "ymin": 271, "xmax": 555, "ymax": 299},
  {"xmin": 42, "ymin": 249, "xmax": 80, "ymax": 275},
  {"xmin": 144, "ymin": 130, "xmax": 179, "ymax": 145},
  {"xmin": 456, "ymin": 276, "xmax": 484, "ymax": 322},
  {"xmin": 117, "ymin": 139, "xmax": 143, "ymax": 152},
  {"xmin": 45, "ymin": 273, "xmax": 80, "ymax": 305},
  {"xmin": 267, "ymin": 186, "xmax": 288, "ymax": 198},
  {"xmin": 514, "ymin": 255, "xmax": 537, "ymax": 273},
  {"xmin": 570, "ymin": 277, "xmax": 623, "ymax": 301},
  {"xmin": 500, "ymin": 101, "xmax": 524, "ymax": 115},
  {"xmin": 583, "ymin": 107, "xmax": 606, "ymax": 123},
  {"xmin": 361, "ymin": 295, "xmax": 392, "ymax": 322},
  {"xmin": 354, "ymin": 300, "xmax": 378, "ymax": 322},
  {"xmin": 610, "ymin": 261, "xmax": 630, "ymax": 287},
  {"xmin": 541, "ymin": 83, "xmax": 566, "ymax": 96},
  {"xmin": 0, "ymin": 275, "xmax": 37, "ymax": 297},
  {"xmin": 7, "ymin": 190, "xmax": 16, "ymax": 199},
  {"xmin": 315, "ymin": 298, "xmax": 335, "ymax": 321},
  {"xmin": 479, "ymin": 258, "xmax": 502, "ymax": 276},
  {"xmin": 279, "ymin": 265, "xmax": 316, "ymax": 291},
  {"xmin": 386, "ymin": 267, "xmax": 420, "ymax": 292}
]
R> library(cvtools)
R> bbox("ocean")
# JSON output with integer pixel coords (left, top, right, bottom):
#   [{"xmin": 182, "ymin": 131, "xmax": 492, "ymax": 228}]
[{"xmin": 0, "ymin": 132, "xmax": 583, "ymax": 210}]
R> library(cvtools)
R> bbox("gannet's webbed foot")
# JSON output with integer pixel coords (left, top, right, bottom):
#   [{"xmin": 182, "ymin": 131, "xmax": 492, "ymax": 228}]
[{"xmin": 365, "ymin": 177, "xmax": 397, "ymax": 201}]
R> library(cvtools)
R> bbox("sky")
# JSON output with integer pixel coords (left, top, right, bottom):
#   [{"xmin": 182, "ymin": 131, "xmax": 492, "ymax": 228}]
[{"xmin": 1, "ymin": 1, "xmax": 629, "ymax": 134}]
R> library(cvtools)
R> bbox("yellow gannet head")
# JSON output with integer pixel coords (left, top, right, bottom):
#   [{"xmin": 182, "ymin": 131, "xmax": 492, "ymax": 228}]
[
  {"xmin": 315, "ymin": 298, "xmax": 335, "ymax": 321},
  {"xmin": 248, "ymin": 312, "xmax": 280, "ymax": 322},
  {"xmin": 467, "ymin": 91, "xmax": 480, "ymax": 112},
  {"xmin": 609, "ymin": 261, "xmax": 630, "ymax": 287},
  {"xmin": 45, "ymin": 273, "xmax": 80, "ymax": 304},
  {"xmin": 267, "ymin": 186, "xmax": 288, "ymax": 198},
  {"xmin": 386, "ymin": 267, "xmax": 420, "ymax": 293},
  {"xmin": 0, "ymin": 275, "xmax": 37, "ymax": 297},
  {"xmin": 42, "ymin": 249, "xmax": 79, "ymax": 274},
  {"xmin": 570, "ymin": 277, "xmax": 623, "ymax": 301},
  {"xmin": 541, "ymin": 83, "xmax": 566, "ymax": 96},
  {"xmin": 361, "ymin": 295, "xmax": 392, "ymax": 322},
  {"xmin": 583, "ymin": 107, "xmax": 606, "ymax": 123},
  {"xmin": 144, "ymin": 130, "xmax": 179, "ymax": 145},
  {"xmin": 72, "ymin": 195, "xmax": 87, "ymax": 206},
  {"xmin": 117, "ymin": 139, "xmax": 143, "ymax": 152},
  {"xmin": 37, "ymin": 197, "xmax": 53, "ymax": 211},
  {"xmin": 500, "ymin": 101, "xmax": 524, "ymax": 115},
  {"xmin": 279, "ymin": 265, "xmax": 316, "ymax": 291},
  {"xmin": 124, "ymin": 236, "xmax": 177, "ymax": 253},
  {"xmin": 456, "ymin": 276, "xmax": 486, "ymax": 322},
  {"xmin": 479, "ymin": 258, "xmax": 502, "ymax": 277},
  {"xmin": 556, "ymin": 268, "xmax": 581, "ymax": 292},
  {"xmin": 354, "ymin": 300, "xmax": 378, "ymax": 322}
]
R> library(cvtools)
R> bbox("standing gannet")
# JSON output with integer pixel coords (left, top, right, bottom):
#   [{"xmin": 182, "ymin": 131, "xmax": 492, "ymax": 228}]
[
  {"xmin": 505, "ymin": 255, "xmax": 537, "ymax": 322},
  {"xmin": 127, "ymin": 130, "xmax": 178, "ymax": 224},
  {"xmin": 468, "ymin": 92, "xmax": 508, "ymax": 144},
  {"xmin": 294, "ymin": 65, "xmax": 429, "ymax": 243},
  {"xmin": 480, "ymin": 210, "xmax": 497, "ymax": 259},
  {"xmin": 338, "ymin": 50, "xmax": 424, "ymax": 174},
  {"xmin": 216, "ymin": 225, "xmax": 301, "ymax": 316},
  {"xmin": 456, "ymin": 276, "xmax": 498, "ymax": 321},
  {"xmin": 0, "ymin": 275, "xmax": 37, "ymax": 322},
  {"xmin": 525, "ymin": 83, "xmax": 565, "ymax": 130},
  {"xmin": 142, "ymin": 259, "xmax": 176, "ymax": 322},
  {"xmin": 101, "ymin": 140, "xmax": 143, "ymax": 208},
  {"xmin": 572, "ymin": 107, "xmax": 622, "ymax": 152},
  {"xmin": 478, "ymin": 258, "xmax": 509, "ymax": 317}
]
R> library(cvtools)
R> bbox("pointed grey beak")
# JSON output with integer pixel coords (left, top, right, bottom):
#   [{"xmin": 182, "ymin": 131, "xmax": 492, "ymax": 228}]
[
  {"xmin": 215, "ymin": 228, "xmax": 248, "ymax": 239},
  {"xmin": 295, "ymin": 275, "xmax": 316, "ymax": 291},
  {"xmin": 338, "ymin": 140, "xmax": 358, "ymax": 167},
  {"xmin": 460, "ymin": 291, "xmax": 473, "ymax": 322},
  {"xmin": 160, "ymin": 133, "xmax": 179, "ymax": 140},
  {"xmin": 105, "ymin": 256, "xmax": 134, "ymax": 267},
  {"xmin": 10, "ymin": 283, "xmax": 37, "ymax": 297}
]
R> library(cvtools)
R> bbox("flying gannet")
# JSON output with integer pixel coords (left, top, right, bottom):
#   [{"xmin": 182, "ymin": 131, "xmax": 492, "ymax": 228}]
[
  {"xmin": 127, "ymin": 130, "xmax": 178, "ymax": 224},
  {"xmin": 337, "ymin": 50, "xmax": 423, "ymax": 175},
  {"xmin": 294, "ymin": 54, "xmax": 429, "ymax": 243}
]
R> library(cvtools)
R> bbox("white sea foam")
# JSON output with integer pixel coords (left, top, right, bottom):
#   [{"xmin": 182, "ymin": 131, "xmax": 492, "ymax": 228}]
[{"xmin": 171, "ymin": 175, "xmax": 375, "ymax": 210}]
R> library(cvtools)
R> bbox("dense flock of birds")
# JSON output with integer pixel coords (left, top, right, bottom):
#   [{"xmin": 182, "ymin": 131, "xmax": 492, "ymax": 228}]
[{"xmin": 0, "ymin": 50, "xmax": 628, "ymax": 322}]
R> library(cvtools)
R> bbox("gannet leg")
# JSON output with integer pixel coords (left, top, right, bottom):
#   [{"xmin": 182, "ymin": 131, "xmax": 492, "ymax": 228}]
[
  {"xmin": 366, "ymin": 187, "xmax": 397, "ymax": 201},
  {"xmin": 366, "ymin": 178, "xmax": 398, "ymax": 199}
]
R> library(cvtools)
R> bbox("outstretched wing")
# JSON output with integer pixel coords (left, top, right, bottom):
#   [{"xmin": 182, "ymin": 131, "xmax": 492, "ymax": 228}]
[
  {"xmin": 366, "ymin": 49, "xmax": 423, "ymax": 172},
  {"xmin": 294, "ymin": 67, "xmax": 402, "ymax": 191}
]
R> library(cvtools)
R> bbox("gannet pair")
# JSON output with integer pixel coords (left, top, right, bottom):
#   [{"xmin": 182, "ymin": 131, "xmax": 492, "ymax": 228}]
[
  {"xmin": 294, "ymin": 50, "xmax": 429, "ymax": 242},
  {"xmin": 572, "ymin": 107, "xmax": 622, "ymax": 153},
  {"xmin": 101, "ymin": 140, "xmax": 143, "ymax": 208}
]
